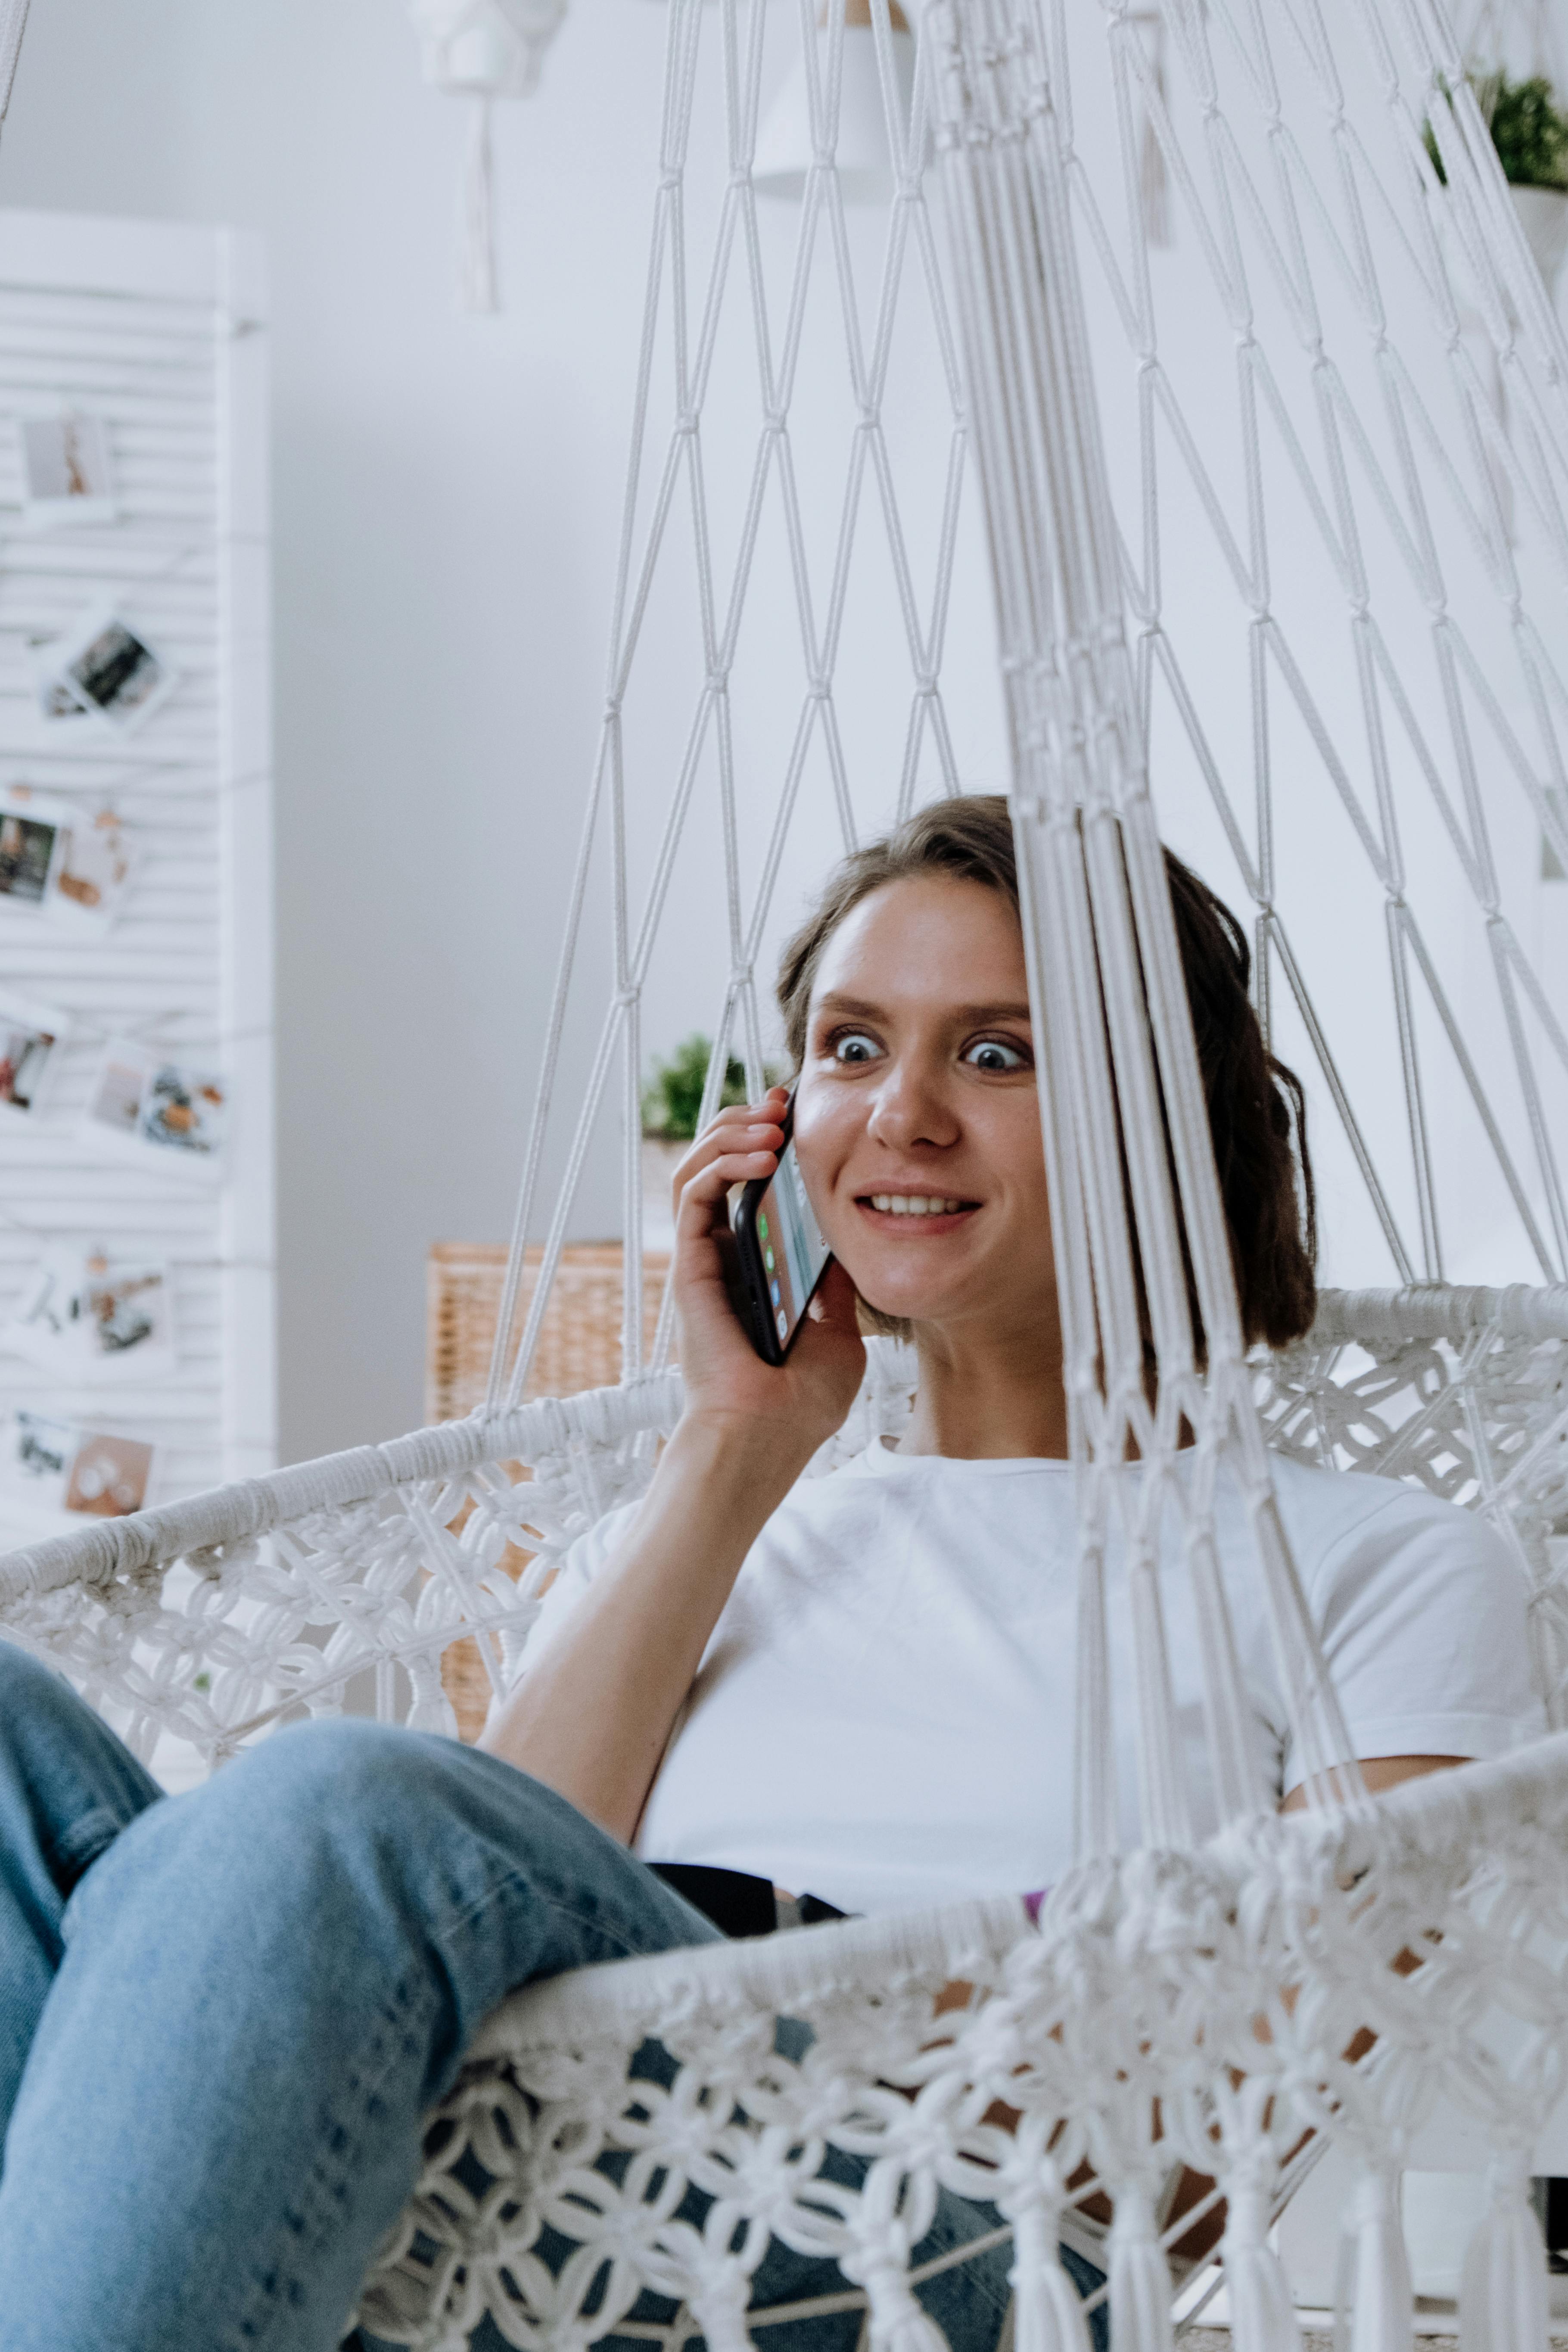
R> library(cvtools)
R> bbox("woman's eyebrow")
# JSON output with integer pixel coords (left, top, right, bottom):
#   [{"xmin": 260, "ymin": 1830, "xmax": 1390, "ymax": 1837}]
[
  {"xmin": 813, "ymin": 992, "xmax": 1033, "ymax": 1024},
  {"xmin": 814, "ymin": 992, "xmax": 885, "ymax": 1019}
]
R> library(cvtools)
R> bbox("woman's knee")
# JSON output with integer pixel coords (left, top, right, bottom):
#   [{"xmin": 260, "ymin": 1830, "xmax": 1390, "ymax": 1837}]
[
  {"xmin": 0, "ymin": 1638, "xmax": 157, "ymax": 1809},
  {"xmin": 190, "ymin": 1715, "xmax": 569, "ymax": 1883},
  {"xmin": 0, "ymin": 1638, "xmax": 84, "ymax": 1739},
  {"xmin": 80, "ymin": 1717, "xmax": 512, "ymax": 1968}
]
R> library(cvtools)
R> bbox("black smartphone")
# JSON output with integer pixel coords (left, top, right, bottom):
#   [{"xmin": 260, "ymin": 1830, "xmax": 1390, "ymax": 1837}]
[{"xmin": 728, "ymin": 1094, "xmax": 834, "ymax": 1365}]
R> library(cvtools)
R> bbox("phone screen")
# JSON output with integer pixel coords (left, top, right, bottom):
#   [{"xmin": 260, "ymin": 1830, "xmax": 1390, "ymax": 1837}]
[{"xmin": 750, "ymin": 1137, "xmax": 832, "ymax": 1354}]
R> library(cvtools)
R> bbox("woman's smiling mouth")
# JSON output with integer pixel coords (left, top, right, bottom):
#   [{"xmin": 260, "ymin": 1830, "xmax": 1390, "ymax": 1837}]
[{"xmin": 856, "ymin": 1193, "xmax": 980, "ymax": 1226}]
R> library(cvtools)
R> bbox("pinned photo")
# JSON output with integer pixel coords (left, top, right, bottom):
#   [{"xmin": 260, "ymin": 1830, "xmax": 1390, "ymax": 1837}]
[
  {"xmin": 18, "ymin": 414, "xmax": 115, "ymax": 529},
  {"xmin": 0, "ymin": 803, "xmax": 67, "ymax": 909},
  {"xmin": 51, "ymin": 804, "xmax": 132, "ymax": 936},
  {"xmin": 65, "ymin": 1430, "xmax": 153, "ymax": 1518},
  {"xmin": 29, "ymin": 635, "xmax": 96, "ymax": 734},
  {"xmin": 32, "ymin": 605, "xmax": 175, "ymax": 737},
  {"xmin": 0, "ymin": 1408, "xmax": 79, "ymax": 1515},
  {"xmin": 142, "ymin": 1061, "xmax": 228, "ymax": 1162},
  {"xmin": 0, "ymin": 790, "xmax": 132, "ymax": 935},
  {"xmin": 81, "ymin": 1038, "xmax": 230, "ymax": 1183},
  {"xmin": 4, "ymin": 1247, "xmax": 175, "ymax": 1385},
  {"xmin": 56, "ymin": 607, "xmax": 174, "ymax": 734},
  {"xmin": 0, "ymin": 1408, "xmax": 152, "ymax": 1530},
  {"xmin": 0, "ymin": 994, "xmax": 69, "ymax": 1118}
]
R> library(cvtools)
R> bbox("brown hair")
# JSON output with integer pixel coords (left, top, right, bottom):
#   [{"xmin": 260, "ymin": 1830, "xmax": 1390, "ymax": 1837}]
[{"xmin": 776, "ymin": 793, "xmax": 1316, "ymax": 1351}]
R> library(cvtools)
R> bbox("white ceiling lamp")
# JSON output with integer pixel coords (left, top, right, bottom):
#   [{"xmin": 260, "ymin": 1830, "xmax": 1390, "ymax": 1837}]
[
  {"xmin": 408, "ymin": 0, "xmax": 569, "ymax": 311},
  {"xmin": 752, "ymin": 0, "xmax": 916, "ymax": 204}
]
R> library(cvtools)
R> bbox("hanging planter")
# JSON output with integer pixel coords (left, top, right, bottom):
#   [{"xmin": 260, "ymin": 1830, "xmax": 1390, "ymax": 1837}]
[
  {"xmin": 751, "ymin": 0, "xmax": 915, "ymax": 205},
  {"xmin": 1510, "ymin": 180, "xmax": 1568, "ymax": 281},
  {"xmin": 408, "ymin": 0, "xmax": 568, "ymax": 312},
  {"xmin": 1426, "ymin": 71, "xmax": 1568, "ymax": 288},
  {"xmin": 1489, "ymin": 72, "xmax": 1568, "ymax": 286}
]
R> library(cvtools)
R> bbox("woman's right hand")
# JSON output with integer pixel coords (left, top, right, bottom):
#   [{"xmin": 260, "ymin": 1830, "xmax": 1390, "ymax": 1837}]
[{"xmin": 669, "ymin": 1087, "xmax": 865, "ymax": 1468}]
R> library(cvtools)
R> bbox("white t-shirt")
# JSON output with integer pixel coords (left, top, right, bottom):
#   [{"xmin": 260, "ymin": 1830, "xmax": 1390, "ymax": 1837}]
[{"xmin": 523, "ymin": 1443, "xmax": 1539, "ymax": 1917}]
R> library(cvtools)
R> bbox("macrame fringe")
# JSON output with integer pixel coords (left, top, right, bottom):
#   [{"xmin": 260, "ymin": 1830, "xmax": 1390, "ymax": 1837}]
[
  {"xmin": 1459, "ymin": 2157, "xmax": 1549, "ymax": 2352},
  {"xmin": 690, "ymin": 2266, "xmax": 756, "ymax": 2352},
  {"xmin": 461, "ymin": 93, "xmax": 497, "ymax": 314},
  {"xmin": 1108, "ymin": 2184, "xmax": 1176, "ymax": 2352},
  {"xmin": 1222, "ymin": 2184, "xmax": 1301, "ymax": 2352},
  {"xmin": 1336, "ymin": 2169, "xmax": 1413, "ymax": 2352},
  {"xmin": 851, "ymin": 2248, "xmax": 951, "ymax": 2352},
  {"xmin": 1010, "ymin": 2200, "xmax": 1095, "ymax": 2352}
]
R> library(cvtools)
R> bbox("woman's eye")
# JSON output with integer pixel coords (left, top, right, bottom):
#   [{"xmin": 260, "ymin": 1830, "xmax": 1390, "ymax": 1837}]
[
  {"xmin": 963, "ymin": 1038, "xmax": 1028, "ymax": 1073},
  {"xmin": 830, "ymin": 1031, "xmax": 883, "ymax": 1065}
]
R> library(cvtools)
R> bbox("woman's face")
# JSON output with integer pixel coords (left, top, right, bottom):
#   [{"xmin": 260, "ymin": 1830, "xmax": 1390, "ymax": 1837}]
[{"xmin": 791, "ymin": 875, "xmax": 1056, "ymax": 1341}]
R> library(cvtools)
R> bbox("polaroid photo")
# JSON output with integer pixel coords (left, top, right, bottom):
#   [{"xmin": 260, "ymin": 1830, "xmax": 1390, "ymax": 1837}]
[
  {"xmin": 0, "ymin": 1409, "xmax": 153, "ymax": 1534},
  {"xmin": 81, "ymin": 1038, "xmax": 230, "ymax": 1184},
  {"xmin": 141, "ymin": 1060, "xmax": 229, "ymax": 1166},
  {"xmin": 0, "ymin": 993, "xmax": 69, "ymax": 1119},
  {"xmin": 82, "ymin": 1259, "xmax": 174, "ymax": 1381},
  {"xmin": 4, "ymin": 1246, "xmax": 175, "ymax": 1385},
  {"xmin": 18, "ymin": 414, "xmax": 115, "ymax": 530},
  {"xmin": 39, "ymin": 605, "xmax": 176, "ymax": 737},
  {"xmin": 0, "ymin": 1407, "xmax": 81, "ymax": 1521},
  {"xmin": 64, "ymin": 1429, "xmax": 154, "ymax": 1518},
  {"xmin": 0, "ymin": 800, "xmax": 68, "ymax": 912},
  {"xmin": 4, "ymin": 1248, "xmax": 88, "ymax": 1376},
  {"xmin": 83, "ymin": 1039, "xmax": 148, "ymax": 1142},
  {"xmin": 28, "ymin": 635, "xmax": 96, "ymax": 735},
  {"xmin": 49, "ymin": 804, "xmax": 134, "ymax": 936},
  {"xmin": 0, "ymin": 788, "xmax": 131, "ymax": 934}
]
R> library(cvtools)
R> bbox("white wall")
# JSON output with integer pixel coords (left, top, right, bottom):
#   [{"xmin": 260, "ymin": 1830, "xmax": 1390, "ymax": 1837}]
[
  {"xmin": 0, "ymin": 0, "xmax": 699, "ymax": 1460},
  {"xmin": 0, "ymin": 0, "xmax": 1014, "ymax": 1462},
  {"xmin": 3, "ymin": 0, "xmax": 1564, "ymax": 1466}
]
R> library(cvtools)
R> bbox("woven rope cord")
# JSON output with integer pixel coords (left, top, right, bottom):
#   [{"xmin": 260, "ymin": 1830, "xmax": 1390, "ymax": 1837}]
[{"xmin": 9, "ymin": 0, "xmax": 1568, "ymax": 2342}]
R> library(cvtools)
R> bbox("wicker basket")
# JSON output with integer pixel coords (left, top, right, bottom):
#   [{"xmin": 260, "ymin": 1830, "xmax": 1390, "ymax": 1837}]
[{"xmin": 426, "ymin": 1243, "xmax": 671, "ymax": 1735}]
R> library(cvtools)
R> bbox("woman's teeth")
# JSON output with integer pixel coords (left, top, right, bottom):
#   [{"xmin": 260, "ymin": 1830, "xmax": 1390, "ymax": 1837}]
[{"xmin": 869, "ymin": 1195, "xmax": 968, "ymax": 1215}]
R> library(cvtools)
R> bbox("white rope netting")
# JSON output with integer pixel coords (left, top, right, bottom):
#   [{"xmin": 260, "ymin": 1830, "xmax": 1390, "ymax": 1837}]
[
  {"xmin": 354, "ymin": 1732, "xmax": 1568, "ymax": 2352},
  {"xmin": 8, "ymin": 0, "xmax": 1568, "ymax": 2343},
  {"xmin": 1, "ymin": 1296, "xmax": 1565, "ymax": 2348},
  {"xmin": 492, "ymin": 0, "xmax": 1568, "ymax": 1414}
]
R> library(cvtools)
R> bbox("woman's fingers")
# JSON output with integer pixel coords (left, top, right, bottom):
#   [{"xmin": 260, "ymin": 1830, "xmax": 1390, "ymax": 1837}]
[
  {"xmin": 670, "ymin": 1091, "xmax": 789, "ymax": 1214},
  {"xmin": 675, "ymin": 1147, "xmax": 776, "ymax": 1242}
]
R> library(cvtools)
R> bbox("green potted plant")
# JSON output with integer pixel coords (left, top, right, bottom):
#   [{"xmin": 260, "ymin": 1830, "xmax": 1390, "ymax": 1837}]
[
  {"xmin": 1427, "ymin": 70, "xmax": 1568, "ymax": 283},
  {"xmin": 641, "ymin": 1033, "xmax": 774, "ymax": 1142}
]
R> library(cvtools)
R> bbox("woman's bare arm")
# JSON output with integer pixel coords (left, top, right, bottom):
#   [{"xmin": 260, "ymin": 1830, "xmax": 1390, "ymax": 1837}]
[
  {"xmin": 1280, "ymin": 1752, "xmax": 1464, "ymax": 1811},
  {"xmin": 481, "ymin": 1414, "xmax": 820, "ymax": 1841},
  {"xmin": 480, "ymin": 1088, "xmax": 865, "ymax": 1845}
]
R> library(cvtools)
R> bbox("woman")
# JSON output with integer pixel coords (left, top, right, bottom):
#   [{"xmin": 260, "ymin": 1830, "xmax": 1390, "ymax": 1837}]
[{"xmin": 0, "ymin": 799, "xmax": 1534, "ymax": 2352}]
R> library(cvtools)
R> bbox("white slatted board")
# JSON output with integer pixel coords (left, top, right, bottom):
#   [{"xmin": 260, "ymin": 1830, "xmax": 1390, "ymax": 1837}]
[{"xmin": 0, "ymin": 210, "xmax": 273, "ymax": 1522}]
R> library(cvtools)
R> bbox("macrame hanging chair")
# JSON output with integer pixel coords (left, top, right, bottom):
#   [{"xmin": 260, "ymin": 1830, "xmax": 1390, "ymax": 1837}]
[{"xmin": 8, "ymin": 1, "xmax": 1568, "ymax": 2349}]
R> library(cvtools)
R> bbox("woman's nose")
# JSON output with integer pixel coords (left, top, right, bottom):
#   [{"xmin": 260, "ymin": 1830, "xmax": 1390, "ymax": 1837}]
[{"xmin": 865, "ymin": 1061, "xmax": 960, "ymax": 1151}]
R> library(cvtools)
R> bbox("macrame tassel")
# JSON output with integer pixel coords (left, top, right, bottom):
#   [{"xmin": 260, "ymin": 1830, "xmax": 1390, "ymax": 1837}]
[
  {"xmin": 1459, "ymin": 2157, "xmax": 1549, "ymax": 2352},
  {"xmin": 1222, "ymin": 2182, "xmax": 1301, "ymax": 2352},
  {"xmin": 460, "ymin": 93, "xmax": 497, "ymax": 314},
  {"xmin": 849, "ymin": 2244, "xmax": 951, "ymax": 2352},
  {"xmin": 1337, "ymin": 2169, "xmax": 1413, "ymax": 2352},
  {"xmin": 691, "ymin": 2265, "xmax": 756, "ymax": 2352},
  {"xmin": 1010, "ymin": 2199, "xmax": 1095, "ymax": 2352},
  {"xmin": 1108, "ymin": 2184, "xmax": 1175, "ymax": 2352}
]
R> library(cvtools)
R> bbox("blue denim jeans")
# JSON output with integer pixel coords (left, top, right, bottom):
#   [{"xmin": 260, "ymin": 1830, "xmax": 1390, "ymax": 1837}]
[{"xmin": 0, "ymin": 1640, "xmax": 1104, "ymax": 2352}]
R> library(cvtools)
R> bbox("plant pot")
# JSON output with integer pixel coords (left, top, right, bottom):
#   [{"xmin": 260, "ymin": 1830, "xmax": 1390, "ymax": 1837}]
[{"xmin": 1510, "ymin": 181, "xmax": 1568, "ymax": 283}]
